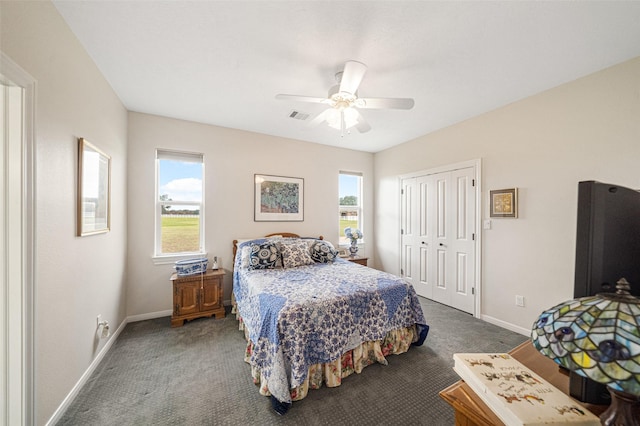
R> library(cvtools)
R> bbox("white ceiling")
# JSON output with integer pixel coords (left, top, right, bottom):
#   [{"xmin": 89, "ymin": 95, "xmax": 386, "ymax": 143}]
[{"xmin": 52, "ymin": 1, "xmax": 640, "ymax": 153}]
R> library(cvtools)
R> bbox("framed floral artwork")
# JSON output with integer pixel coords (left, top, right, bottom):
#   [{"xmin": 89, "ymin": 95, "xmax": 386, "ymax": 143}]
[
  {"xmin": 254, "ymin": 174, "xmax": 304, "ymax": 221},
  {"xmin": 490, "ymin": 188, "xmax": 518, "ymax": 218}
]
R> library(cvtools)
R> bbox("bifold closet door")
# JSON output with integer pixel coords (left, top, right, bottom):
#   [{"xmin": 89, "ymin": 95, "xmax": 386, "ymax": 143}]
[
  {"xmin": 401, "ymin": 167, "xmax": 475, "ymax": 314},
  {"xmin": 401, "ymin": 176, "xmax": 432, "ymax": 299}
]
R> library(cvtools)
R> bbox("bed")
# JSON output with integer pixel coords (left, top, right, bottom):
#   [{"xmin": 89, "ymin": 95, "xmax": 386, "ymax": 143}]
[{"xmin": 232, "ymin": 233, "xmax": 429, "ymax": 414}]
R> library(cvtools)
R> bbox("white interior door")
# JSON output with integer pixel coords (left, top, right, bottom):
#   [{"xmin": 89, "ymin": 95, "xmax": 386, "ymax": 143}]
[
  {"xmin": 449, "ymin": 168, "xmax": 476, "ymax": 313},
  {"xmin": 400, "ymin": 166, "xmax": 476, "ymax": 314},
  {"xmin": 416, "ymin": 175, "xmax": 434, "ymax": 300},
  {"xmin": 401, "ymin": 176, "xmax": 434, "ymax": 299},
  {"xmin": 431, "ymin": 172, "xmax": 451, "ymax": 306},
  {"xmin": 431, "ymin": 168, "xmax": 476, "ymax": 313},
  {"xmin": 400, "ymin": 178, "xmax": 421, "ymax": 294}
]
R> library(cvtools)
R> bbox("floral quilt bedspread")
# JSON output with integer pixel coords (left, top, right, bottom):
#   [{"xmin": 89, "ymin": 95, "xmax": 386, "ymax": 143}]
[{"xmin": 233, "ymin": 241, "xmax": 429, "ymax": 405}]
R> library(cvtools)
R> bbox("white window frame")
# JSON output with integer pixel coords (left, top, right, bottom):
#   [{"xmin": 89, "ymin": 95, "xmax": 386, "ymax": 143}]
[
  {"xmin": 154, "ymin": 149, "xmax": 205, "ymax": 262},
  {"xmin": 338, "ymin": 171, "xmax": 363, "ymax": 247}
]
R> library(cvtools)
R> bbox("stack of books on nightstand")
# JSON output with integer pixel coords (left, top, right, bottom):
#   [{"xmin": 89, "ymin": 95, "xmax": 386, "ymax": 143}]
[{"xmin": 453, "ymin": 353, "xmax": 600, "ymax": 426}]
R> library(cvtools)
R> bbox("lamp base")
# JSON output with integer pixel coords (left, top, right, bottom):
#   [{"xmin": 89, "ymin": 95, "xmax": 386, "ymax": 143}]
[{"xmin": 600, "ymin": 388, "xmax": 640, "ymax": 426}]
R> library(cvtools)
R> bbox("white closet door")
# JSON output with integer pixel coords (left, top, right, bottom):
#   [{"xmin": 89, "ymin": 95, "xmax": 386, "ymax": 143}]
[
  {"xmin": 431, "ymin": 172, "xmax": 451, "ymax": 306},
  {"xmin": 416, "ymin": 175, "xmax": 434, "ymax": 299},
  {"xmin": 400, "ymin": 167, "xmax": 476, "ymax": 314},
  {"xmin": 401, "ymin": 178, "xmax": 420, "ymax": 294},
  {"xmin": 433, "ymin": 168, "xmax": 476, "ymax": 313},
  {"xmin": 401, "ymin": 176, "xmax": 434, "ymax": 299},
  {"xmin": 448, "ymin": 168, "xmax": 476, "ymax": 314}
]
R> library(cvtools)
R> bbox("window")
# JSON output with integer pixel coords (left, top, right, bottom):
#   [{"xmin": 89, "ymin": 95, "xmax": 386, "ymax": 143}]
[
  {"xmin": 339, "ymin": 172, "xmax": 363, "ymax": 245},
  {"xmin": 155, "ymin": 150, "xmax": 204, "ymax": 256}
]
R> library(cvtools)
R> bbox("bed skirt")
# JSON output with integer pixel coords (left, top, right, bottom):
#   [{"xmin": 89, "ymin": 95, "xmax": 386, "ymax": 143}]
[{"xmin": 233, "ymin": 307, "xmax": 421, "ymax": 403}]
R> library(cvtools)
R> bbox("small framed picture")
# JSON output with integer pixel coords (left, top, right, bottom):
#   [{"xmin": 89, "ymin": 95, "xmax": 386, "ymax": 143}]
[{"xmin": 490, "ymin": 188, "xmax": 518, "ymax": 218}]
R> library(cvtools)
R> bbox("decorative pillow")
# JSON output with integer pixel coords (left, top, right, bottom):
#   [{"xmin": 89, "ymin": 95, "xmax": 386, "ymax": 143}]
[
  {"xmin": 280, "ymin": 240, "xmax": 314, "ymax": 268},
  {"xmin": 248, "ymin": 241, "xmax": 279, "ymax": 269},
  {"xmin": 237, "ymin": 240, "xmax": 261, "ymax": 268},
  {"xmin": 237, "ymin": 236, "xmax": 284, "ymax": 268},
  {"xmin": 266, "ymin": 236, "xmax": 286, "ymax": 267},
  {"xmin": 310, "ymin": 240, "xmax": 339, "ymax": 263},
  {"xmin": 239, "ymin": 245, "xmax": 252, "ymax": 268}
]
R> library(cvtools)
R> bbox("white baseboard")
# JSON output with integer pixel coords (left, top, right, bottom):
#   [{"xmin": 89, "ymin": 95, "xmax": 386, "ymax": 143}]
[
  {"xmin": 481, "ymin": 314, "xmax": 531, "ymax": 336},
  {"xmin": 45, "ymin": 317, "xmax": 128, "ymax": 426},
  {"xmin": 128, "ymin": 304, "xmax": 232, "ymax": 323},
  {"xmin": 47, "ymin": 306, "xmax": 230, "ymax": 424},
  {"xmin": 127, "ymin": 309, "xmax": 172, "ymax": 323},
  {"xmin": 46, "ymin": 309, "xmax": 170, "ymax": 424}
]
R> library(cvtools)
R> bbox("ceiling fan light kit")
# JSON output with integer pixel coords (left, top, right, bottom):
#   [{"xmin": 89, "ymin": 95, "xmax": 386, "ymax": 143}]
[
  {"xmin": 276, "ymin": 60, "xmax": 414, "ymax": 137},
  {"xmin": 326, "ymin": 108, "xmax": 358, "ymax": 131}
]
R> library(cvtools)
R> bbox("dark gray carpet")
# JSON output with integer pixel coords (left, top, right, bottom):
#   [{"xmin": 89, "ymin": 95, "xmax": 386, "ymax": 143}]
[{"xmin": 56, "ymin": 298, "xmax": 527, "ymax": 425}]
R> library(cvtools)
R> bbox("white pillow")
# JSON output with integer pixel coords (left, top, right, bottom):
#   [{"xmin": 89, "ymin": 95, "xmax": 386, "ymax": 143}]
[
  {"xmin": 239, "ymin": 245, "xmax": 251, "ymax": 268},
  {"xmin": 280, "ymin": 239, "xmax": 314, "ymax": 268}
]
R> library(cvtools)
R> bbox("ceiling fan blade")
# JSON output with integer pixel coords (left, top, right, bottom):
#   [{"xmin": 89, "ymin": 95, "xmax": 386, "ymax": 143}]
[
  {"xmin": 305, "ymin": 109, "xmax": 330, "ymax": 128},
  {"xmin": 355, "ymin": 111, "xmax": 371, "ymax": 133},
  {"xmin": 276, "ymin": 94, "xmax": 328, "ymax": 104},
  {"xmin": 339, "ymin": 61, "xmax": 367, "ymax": 95},
  {"xmin": 359, "ymin": 97, "xmax": 415, "ymax": 110}
]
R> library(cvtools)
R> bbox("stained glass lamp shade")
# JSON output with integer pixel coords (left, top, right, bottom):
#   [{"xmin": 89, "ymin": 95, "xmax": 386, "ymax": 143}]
[{"xmin": 531, "ymin": 278, "xmax": 640, "ymax": 425}]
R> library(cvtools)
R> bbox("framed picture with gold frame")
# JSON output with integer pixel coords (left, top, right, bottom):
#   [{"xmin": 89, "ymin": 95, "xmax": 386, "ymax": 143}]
[
  {"xmin": 490, "ymin": 188, "xmax": 518, "ymax": 218},
  {"xmin": 77, "ymin": 137, "xmax": 111, "ymax": 236}
]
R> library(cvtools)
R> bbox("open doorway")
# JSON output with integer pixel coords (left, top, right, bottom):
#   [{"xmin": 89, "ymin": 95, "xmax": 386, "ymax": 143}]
[{"xmin": 1, "ymin": 51, "xmax": 36, "ymax": 425}]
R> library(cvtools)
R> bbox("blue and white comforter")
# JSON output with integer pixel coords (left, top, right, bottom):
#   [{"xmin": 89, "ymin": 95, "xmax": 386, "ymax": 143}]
[{"xmin": 233, "ymin": 240, "xmax": 429, "ymax": 405}]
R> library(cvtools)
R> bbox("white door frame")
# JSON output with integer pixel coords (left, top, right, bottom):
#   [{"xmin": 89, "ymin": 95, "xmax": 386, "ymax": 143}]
[
  {"xmin": 1, "ymin": 51, "xmax": 36, "ymax": 426},
  {"xmin": 399, "ymin": 159, "xmax": 482, "ymax": 318}
]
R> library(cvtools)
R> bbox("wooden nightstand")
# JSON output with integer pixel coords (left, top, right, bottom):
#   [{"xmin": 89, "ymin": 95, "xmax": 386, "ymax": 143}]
[
  {"xmin": 346, "ymin": 256, "xmax": 368, "ymax": 266},
  {"xmin": 170, "ymin": 269, "xmax": 225, "ymax": 327}
]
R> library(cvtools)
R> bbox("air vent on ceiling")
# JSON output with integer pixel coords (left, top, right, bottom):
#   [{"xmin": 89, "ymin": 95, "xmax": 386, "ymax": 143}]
[{"xmin": 289, "ymin": 110, "xmax": 310, "ymax": 121}]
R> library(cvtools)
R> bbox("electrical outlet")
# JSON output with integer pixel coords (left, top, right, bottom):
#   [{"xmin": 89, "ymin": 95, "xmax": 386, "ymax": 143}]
[
  {"xmin": 97, "ymin": 314, "xmax": 102, "ymax": 327},
  {"xmin": 515, "ymin": 295, "xmax": 525, "ymax": 307}
]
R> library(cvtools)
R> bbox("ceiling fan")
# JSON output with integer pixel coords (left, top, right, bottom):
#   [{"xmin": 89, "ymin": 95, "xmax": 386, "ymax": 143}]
[{"xmin": 276, "ymin": 61, "xmax": 415, "ymax": 137}]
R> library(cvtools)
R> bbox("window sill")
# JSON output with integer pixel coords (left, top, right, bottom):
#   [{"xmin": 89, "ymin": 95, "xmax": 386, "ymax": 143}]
[
  {"xmin": 338, "ymin": 243, "xmax": 365, "ymax": 248},
  {"xmin": 152, "ymin": 252, "xmax": 208, "ymax": 266}
]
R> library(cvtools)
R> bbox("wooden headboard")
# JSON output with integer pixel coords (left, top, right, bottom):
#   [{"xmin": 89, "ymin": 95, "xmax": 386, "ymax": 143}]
[
  {"xmin": 266, "ymin": 232, "xmax": 301, "ymax": 239},
  {"xmin": 232, "ymin": 233, "xmax": 323, "ymax": 258}
]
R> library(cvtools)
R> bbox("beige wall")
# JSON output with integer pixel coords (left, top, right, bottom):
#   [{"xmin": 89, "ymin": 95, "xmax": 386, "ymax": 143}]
[
  {"xmin": 1, "ymin": 2, "xmax": 128, "ymax": 424},
  {"xmin": 126, "ymin": 112, "xmax": 374, "ymax": 316},
  {"xmin": 3, "ymin": 0, "xmax": 640, "ymax": 422},
  {"xmin": 374, "ymin": 56, "xmax": 640, "ymax": 333}
]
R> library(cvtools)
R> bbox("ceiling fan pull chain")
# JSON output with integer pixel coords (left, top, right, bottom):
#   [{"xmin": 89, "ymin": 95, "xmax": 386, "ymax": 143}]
[{"xmin": 340, "ymin": 110, "xmax": 345, "ymax": 137}]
